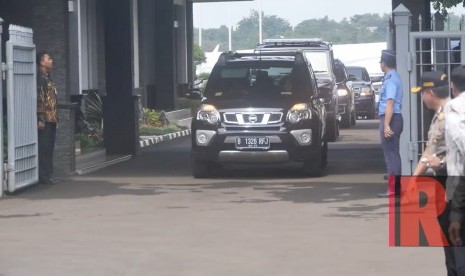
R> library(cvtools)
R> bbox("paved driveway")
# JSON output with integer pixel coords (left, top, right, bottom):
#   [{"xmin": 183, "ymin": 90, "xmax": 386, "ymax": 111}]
[{"xmin": 0, "ymin": 120, "xmax": 445, "ymax": 276}]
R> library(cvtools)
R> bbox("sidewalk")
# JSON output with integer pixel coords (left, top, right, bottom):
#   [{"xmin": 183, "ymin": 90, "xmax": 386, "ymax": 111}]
[
  {"xmin": 74, "ymin": 129, "xmax": 191, "ymax": 175},
  {"xmin": 0, "ymin": 120, "xmax": 446, "ymax": 275}
]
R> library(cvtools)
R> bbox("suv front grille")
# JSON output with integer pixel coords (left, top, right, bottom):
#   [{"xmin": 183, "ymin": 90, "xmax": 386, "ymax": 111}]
[{"xmin": 223, "ymin": 112, "xmax": 283, "ymax": 125}]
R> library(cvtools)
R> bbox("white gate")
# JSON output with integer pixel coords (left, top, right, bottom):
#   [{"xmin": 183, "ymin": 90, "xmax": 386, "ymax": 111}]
[
  {"xmin": 394, "ymin": 5, "xmax": 465, "ymax": 175},
  {"xmin": 4, "ymin": 25, "xmax": 38, "ymax": 192}
]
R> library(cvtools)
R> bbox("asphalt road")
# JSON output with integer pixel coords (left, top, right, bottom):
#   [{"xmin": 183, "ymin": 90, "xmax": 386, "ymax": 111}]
[{"xmin": 0, "ymin": 120, "xmax": 445, "ymax": 276}]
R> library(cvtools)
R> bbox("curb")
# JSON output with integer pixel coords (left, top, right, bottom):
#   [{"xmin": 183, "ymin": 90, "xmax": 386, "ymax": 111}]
[
  {"xmin": 139, "ymin": 129, "xmax": 191, "ymax": 148},
  {"xmin": 76, "ymin": 155, "xmax": 133, "ymax": 175}
]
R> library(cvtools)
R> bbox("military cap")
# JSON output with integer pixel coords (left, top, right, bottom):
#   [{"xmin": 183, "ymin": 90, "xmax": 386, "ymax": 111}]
[
  {"xmin": 411, "ymin": 71, "xmax": 449, "ymax": 97},
  {"xmin": 380, "ymin": 49, "xmax": 396, "ymax": 65}
]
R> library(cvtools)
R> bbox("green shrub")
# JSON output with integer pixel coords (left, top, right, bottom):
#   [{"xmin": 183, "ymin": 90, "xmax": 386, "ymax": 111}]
[
  {"xmin": 139, "ymin": 124, "xmax": 186, "ymax": 136},
  {"xmin": 141, "ymin": 108, "xmax": 166, "ymax": 127},
  {"xmin": 75, "ymin": 122, "xmax": 104, "ymax": 149},
  {"xmin": 84, "ymin": 90, "xmax": 103, "ymax": 127}
]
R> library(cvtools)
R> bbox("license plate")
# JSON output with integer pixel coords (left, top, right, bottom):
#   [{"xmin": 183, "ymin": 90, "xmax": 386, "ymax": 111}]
[{"xmin": 235, "ymin": 137, "xmax": 270, "ymax": 150}]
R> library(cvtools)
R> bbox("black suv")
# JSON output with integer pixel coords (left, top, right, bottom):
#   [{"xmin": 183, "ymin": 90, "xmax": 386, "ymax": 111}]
[
  {"xmin": 191, "ymin": 51, "xmax": 327, "ymax": 178},
  {"xmin": 347, "ymin": 66, "xmax": 376, "ymax": 119},
  {"xmin": 334, "ymin": 59, "xmax": 356, "ymax": 128},
  {"xmin": 255, "ymin": 39, "xmax": 340, "ymax": 141}
]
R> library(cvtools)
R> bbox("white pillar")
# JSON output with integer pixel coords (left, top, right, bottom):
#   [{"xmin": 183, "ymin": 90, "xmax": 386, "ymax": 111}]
[
  {"xmin": 199, "ymin": 5, "xmax": 202, "ymax": 47},
  {"xmin": 258, "ymin": 0, "xmax": 263, "ymax": 43},
  {"xmin": 393, "ymin": 4, "xmax": 413, "ymax": 175},
  {"xmin": 228, "ymin": 5, "xmax": 232, "ymax": 51}
]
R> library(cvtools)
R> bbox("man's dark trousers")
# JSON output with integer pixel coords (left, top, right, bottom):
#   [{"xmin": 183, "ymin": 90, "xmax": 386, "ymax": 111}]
[
  {"xmin": 379, "ymin": 113, "xmax": 403, "ymax": 177},
  {"xmin": 38, "ymin": 122, "xmax": 56, "ymax": 182}
]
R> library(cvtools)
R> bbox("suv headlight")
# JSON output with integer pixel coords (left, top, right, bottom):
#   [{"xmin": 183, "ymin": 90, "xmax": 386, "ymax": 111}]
[
  {"xmin": 337, "ymin": 89, "xmax": 348, "ymax": 97},
  {"xmin": 197, "ymin": 104, "xmax": 220, "ymax": 125},
  {"xmin": 360, "ymin": 87, "xmax": 373, "ymax": 96},
  {"xmin": 287, "ymin": 103, "xmax": 311, "ymax": 124}
]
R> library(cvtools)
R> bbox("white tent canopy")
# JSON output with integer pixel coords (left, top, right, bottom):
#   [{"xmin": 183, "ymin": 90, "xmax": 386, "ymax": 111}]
[{"xmin": 332, "ymin": 42, "xmax": 387, "ymax": 75}]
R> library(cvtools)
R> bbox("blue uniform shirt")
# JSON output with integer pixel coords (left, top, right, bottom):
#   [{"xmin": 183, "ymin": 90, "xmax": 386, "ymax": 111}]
[{"xmin": 378, "ymin": 69, "xmax": 403, "ymax": 115}]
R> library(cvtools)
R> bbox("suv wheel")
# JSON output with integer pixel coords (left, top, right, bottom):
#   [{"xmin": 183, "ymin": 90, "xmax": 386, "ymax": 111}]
[
  {"xmin": 351, "ymin": 110, "xmax": 356, "ymax": 126},
  {"xmin": 192, "ymin": 159, "xmax": 211, "ymax": 178},
  {"xmin": 324, "ymin": 114, "xmax": 338, "ymax": 142},
  {"xmin": 322, "ymin": 141, "xmax": 328, "ymax": 167},
  {"xmin": 367, "ymin": 104, "xmax": 376, "ymax": 119},
  {"xmin": 340, "ymin": 112, "xmax": 351, "ymax": 128},
  {"xmin": 302, "ymin": 140, "xmax": 326, "ymax": 177}
]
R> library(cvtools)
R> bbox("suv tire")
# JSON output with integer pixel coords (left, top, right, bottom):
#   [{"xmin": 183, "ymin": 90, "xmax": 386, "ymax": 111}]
[
  {"xmin": 367, "ymin": 104, "xmax": 376, "ymax": 119},
  {"xmin": 351, "ymin": 110, "xmax": 357, "ymax": 126},
  {"xmin": 192, "ymin": 158, "xmax": 210, "ymax": 178},
  {"xmin": 341, "ymin": 112, "xmax": 352, "ymax": 128},
  {"xmin": 302, "ymin": 139, "xmax": 326, "ymax": 177},
  {"xmin": 325, "ymin": 114, "xmax": 338, "ymax": 142}
]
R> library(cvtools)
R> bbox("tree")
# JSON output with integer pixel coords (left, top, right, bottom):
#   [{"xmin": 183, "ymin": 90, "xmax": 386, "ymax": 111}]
[
  {"xmin": 293, "ymin": 14, "xmax": 389, "ymax": 44},
  {"xmin": 232, "ymin": 10, "xmax": 292, "ymax": 50},
  {"xmin": 432, "ymin": 0, "xmax": 464, "ymax": 15},
  {"xmin": 193, "ymin": 43, "xmax": 206, "ymax": 68}
]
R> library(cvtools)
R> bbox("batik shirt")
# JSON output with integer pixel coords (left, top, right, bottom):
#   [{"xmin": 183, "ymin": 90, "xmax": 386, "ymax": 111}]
[{"xmin": 37, "ymin": 72, "xmax": 58, "ymax": 123}]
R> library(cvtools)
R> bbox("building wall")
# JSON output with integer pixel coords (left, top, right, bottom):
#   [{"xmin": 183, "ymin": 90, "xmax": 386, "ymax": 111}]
[{"xmin": 0, "ymin": 0, "xmax": 75, "ymax": 176}]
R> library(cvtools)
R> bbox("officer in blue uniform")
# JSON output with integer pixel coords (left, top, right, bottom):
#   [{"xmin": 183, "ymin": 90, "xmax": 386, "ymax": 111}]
[{"xmin": 378, "ymin": 50, "xmax": 403, "ymax": 197}]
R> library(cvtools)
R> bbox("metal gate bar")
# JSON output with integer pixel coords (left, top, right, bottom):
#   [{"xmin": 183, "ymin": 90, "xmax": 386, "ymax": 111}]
[{"xmin": 408, "ymin": 31, "xmax": 465, "ymax": 173}]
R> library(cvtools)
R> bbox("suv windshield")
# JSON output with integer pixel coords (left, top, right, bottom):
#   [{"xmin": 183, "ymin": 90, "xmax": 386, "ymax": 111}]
[
  {"xmin": 205, "ymin": 60, "xmax": 313, "ymax": 101},
  {"xmin": 347, "ymin": 67, "xmax": 370, "ymax": 82}
]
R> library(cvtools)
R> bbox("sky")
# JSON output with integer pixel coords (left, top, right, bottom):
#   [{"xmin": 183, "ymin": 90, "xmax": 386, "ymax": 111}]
[{"xmin": 193, "ymin": 0, "xmax": 465, "ymax": 29}]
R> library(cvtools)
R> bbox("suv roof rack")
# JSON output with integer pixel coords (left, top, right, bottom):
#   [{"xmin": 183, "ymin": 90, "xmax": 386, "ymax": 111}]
[
  {"xmin": 258, "ymin": 38, "xmax": 332, "ymax": 49},
  {"xmin": 216, "ymin": 50, "xmax": 303, "ymax": 66}
]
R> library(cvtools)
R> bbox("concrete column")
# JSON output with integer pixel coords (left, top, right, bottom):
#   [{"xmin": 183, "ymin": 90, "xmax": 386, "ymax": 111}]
[
  {"xmin": 394, "ymin": 4, "xmax": 414, "ymax": 175},
  {"xmin": 175, "ymin": 4, "xmax": 188, "ymax": 86},
  {"xmin": 154, "ymin": 0, "xmax": 176, "ymax": 110},
  {"xmin": 186, "ymin": 1, "xmax": 194, "ymax": 84},
  {"xmin": 103, "ymin": 0, "xmax": 138, "ymax": 155}
]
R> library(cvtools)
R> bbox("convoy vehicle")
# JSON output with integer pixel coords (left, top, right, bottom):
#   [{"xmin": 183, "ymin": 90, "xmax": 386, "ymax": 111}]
[
  {"xmin": 347, "ymin": 66, "xmax": 377, "ymax": 119},
  {"xmin": 191, "ymin": 51, "xmax": 327, "ymax": 178},
  {"xmin": 334, "ymin": 59, "xmax": 356, "ymax": 127},
  {"xmin": 255, "ymin": 39, "xmax": 340, "ymax": 141}
]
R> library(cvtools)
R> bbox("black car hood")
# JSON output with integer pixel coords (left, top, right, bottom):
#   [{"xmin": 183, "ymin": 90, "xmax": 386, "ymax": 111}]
[{"xmin": 201, "ymin": 96, "xmax": 307, "ymax": 111}]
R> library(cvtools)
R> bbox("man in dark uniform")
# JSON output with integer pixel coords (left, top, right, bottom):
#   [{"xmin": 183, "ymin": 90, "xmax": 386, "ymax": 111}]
[
  {"xmin": 378, "ymin": 50, "xmax": 403, "ymax": 197},
  {"xmin": 37, "ymin": 52, "xmax": 58, "ymax": 184}
]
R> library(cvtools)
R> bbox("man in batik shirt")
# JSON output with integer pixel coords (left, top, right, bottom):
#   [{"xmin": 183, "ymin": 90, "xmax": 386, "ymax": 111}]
[{"xmin": 37, "ymin": 52, "xmax": 58, "ymax": 184}]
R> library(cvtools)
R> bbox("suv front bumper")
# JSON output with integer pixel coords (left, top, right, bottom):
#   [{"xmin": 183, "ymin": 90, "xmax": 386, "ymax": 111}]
[{"xmin": 192, "ymin": 127, "xmax": 321, "ymax": 163}]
